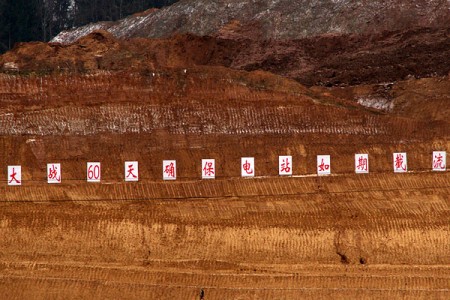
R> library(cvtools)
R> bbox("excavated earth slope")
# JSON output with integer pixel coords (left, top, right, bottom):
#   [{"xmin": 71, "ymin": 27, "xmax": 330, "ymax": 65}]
[
  {"xmin": 0, "ymin": 27, "xmax": 449, "ymax": 300},
  {"xmin": 4, "ymin": 26, "xmax": 450, "ymax": 86}
]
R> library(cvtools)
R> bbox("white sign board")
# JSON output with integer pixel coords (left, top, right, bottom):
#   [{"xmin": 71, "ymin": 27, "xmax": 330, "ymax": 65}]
[
  {"xmin": 47, "ymin": 163, "xmax": 61, "ymax": 184},
  {"xmin": 279, "ymin": 156, "xmax": 292, "ymax": 176},
  {"xmin": 241, "ymin": 157, "xmax": 255, "ymax": 177},
  {"xmin": 355, "ymin": 154, "xmax": 369, "ymax": 174},
  {"xmin": 393, "ymin": 153, "xmax": 407, "ymax": 173},
  {"xmin": 87, "ymin": 162, "xmax": 101, "ymax": 182},
  {"xmin": 8, "ymin": 165, "xmax": 21, "ymax": 186},
  {"xmin": 163, "ymin": 160, "xmax": 177, "ymax": 180},
  {"xmin": 317, "ymin": 155, "xmax": 331, "ymax": 175},
  {"xmin": 432, "ymin": 151, "xmax": 446, "ymax": 171},
  {"xmin": 202, "ymin": 159, "xmax": 215, "ymax": 179},
  {"xmin": 125, "ymin": 161, "xmax": 139, "ymax": 181}
]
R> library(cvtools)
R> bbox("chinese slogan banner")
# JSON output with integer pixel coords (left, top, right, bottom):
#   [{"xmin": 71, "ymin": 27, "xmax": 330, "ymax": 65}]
[
  {"xmin": 317, "ymin": 155, "xmax": 331, "ymax": 175},
  {"xmin": 3, "ymin": 150, "xmax": 448, "ymax": 187},
  {"xmin": 393, "ymin": 153, "xmax": 407, "ymax": 173},
  {"xmin": 355, "ymin": 154, "xmax": 369, "ymax": 174},
  {"xmin": 8, "ymin": 165, "xmax": 21, "ymax": 186},
  {"xmin": 202, "ymin": 159, "xmax": 215, "ymax": 179},
  {"xmin": 87, "ymin": 162, "xmax": 101, "ymax": 182},
  {"xmin": 432, "ymin": 151, "xmax": 446, "ymax": 171},
  {"xmin": 163, "ymin": 160, "xmax": 177, "ymax": 180},
  {"xmin": 279, "ymin": 156, "xmax": 292, "ymax": 176},
  {"xmin": 125, "ymin": 161, "xmax": 139, "ymax": 181},
  {"xmin": 241, "ymin": 157, "xmax": 255, "ymax": 177},
  {"xmin": 47, "ymin": 163, "xmax": 61, "ymax": 184}
]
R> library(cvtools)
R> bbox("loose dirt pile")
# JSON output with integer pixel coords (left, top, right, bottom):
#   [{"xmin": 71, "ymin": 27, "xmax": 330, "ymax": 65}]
[{"xmin": 3, "ymin": 26, "xmax": 449, "ymax": 86}]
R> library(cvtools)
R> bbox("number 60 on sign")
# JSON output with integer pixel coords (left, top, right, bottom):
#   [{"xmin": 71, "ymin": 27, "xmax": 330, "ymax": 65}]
[{"xmin": 87, "ymin": 162, "xmax": 101, "ymax": 182}]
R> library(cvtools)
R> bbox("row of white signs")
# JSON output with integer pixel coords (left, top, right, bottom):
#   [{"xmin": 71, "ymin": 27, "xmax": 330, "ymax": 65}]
[{"xmin": 5, "ymin": 152, "xmax": 447, "ymax": 186}]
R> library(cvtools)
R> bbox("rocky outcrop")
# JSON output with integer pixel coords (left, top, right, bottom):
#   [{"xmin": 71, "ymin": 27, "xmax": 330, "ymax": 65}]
[{"xmin": 52, "ymin": 0, "xmax": 450, "ymax": 43}]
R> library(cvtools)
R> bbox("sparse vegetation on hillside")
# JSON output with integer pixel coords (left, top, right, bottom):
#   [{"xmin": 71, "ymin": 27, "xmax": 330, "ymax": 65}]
[{"xmin": 0, "ymin": 0, "xmax": 179, "ymax": 53}]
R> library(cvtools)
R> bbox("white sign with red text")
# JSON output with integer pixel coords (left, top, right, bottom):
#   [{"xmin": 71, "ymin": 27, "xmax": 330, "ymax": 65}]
[
  {"xmin": 163, "ymin": 160, "xmax": 177, "ymax": 180},
  {"xmin": 47, "ymin": 163, "xmax": 61, "ymax": 184},
  {"xmin": 125, "ymin": 161, "xmax": 139, "ymax": 181},
  {"xmin": 393, "ymin": 153, "xmax": 407, "ymax": 173},
  {"xmin": 202, "ymin": 159, "xmax": 215, "ymax": 179},
  {"xmin": 8, "ymin": 165, "xmax": 22, "ymax": 186},
  {"xmin": 355, "ymin": 154, "xmax": 369, "ymax": 174},
  {"xmin": 241, "ymin": 157, "xmax": 255, "ymax": 177},
  {"xmin": 317, "ymin": 155, "xmax": 331, "ymax": 175},
  {"xmin": 87, "ymin": 162, "xmax": 101, "ymax": 182},
  {"xmin": 432, "ymin": 151, "xmax": 446, "ymax": 171},
  {"xmin": 279, "ymin": 156, "xmax": 293, "ymax": 176}
]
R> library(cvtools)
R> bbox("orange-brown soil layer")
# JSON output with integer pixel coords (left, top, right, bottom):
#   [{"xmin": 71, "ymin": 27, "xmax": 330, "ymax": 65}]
[
  {"xmin": 0, "ymin": 173, "xmax": 449, "ymax": 299},
  {"xmin": 0, "ymin": 64, "xmax": 449, "ymax": 298}
]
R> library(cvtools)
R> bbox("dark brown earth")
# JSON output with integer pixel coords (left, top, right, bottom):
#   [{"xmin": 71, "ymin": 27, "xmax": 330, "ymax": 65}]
[{"xmin": 3, "ymin": 26, "xmax": 449, "ymax": 86}]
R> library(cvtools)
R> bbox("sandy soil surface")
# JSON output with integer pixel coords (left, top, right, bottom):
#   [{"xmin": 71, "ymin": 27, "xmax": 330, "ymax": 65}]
[{"xmin": 0, "ymin": 173, "xmax": 449, "ymax": 299}]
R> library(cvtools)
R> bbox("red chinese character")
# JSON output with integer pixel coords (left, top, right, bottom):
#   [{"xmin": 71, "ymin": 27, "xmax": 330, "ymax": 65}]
[
  {"xmin": 203, "ymin": 162, "xmax": 214, "ymax": 176},
  {"xmin": 164, "ymin": 162, "xmax": 175, "ymax": 178},
  {"xmin": 433, "ymin": 154, "xmax": 445, "ymax": 169},
  {"xmin": 243, "ymin": 160, "xmax": 253, "ymax": 174},
  {"xmin": 48, "ymin": 164, "xmax": 60, "ymax": 181},
  {"xmin": 356, "ymin": 156, "xmax": 368, "ymax": 171},
  {"xmin": 281, "ymin": 158, "xmax": 291, "ymax": 173},
  {"xmin": 126, "ymin": 164, "xmax": 137, "ymax": 178},
  {"xmin": 395, "ymin": 154, "xmax": 406, "ymax": 170},
  {"xmin": 318, "ymin": 159, "xmax": 330, "ymax": 171},
  {"xmin": 9, "ymin": 167, "xmax": 21, "ymax": 184}
]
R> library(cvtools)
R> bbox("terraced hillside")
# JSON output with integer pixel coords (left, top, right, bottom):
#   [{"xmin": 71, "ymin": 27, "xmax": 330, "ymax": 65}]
[
  {"xmin": 0, "ymin": 65, "xmax": 449, "ymax": 299},
  {"xmin": 0, "ymin": 2, "xmax": 449, "ymax": 297},
  {"xmin": 1, "ymin": 173, "xmax": 449, "ymax": 299}
]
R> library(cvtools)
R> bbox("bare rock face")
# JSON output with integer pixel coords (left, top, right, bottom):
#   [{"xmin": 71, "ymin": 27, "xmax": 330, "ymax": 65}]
[{"xmin": 52, "ymin": 0, "xmax": 450, "ymax": 44}]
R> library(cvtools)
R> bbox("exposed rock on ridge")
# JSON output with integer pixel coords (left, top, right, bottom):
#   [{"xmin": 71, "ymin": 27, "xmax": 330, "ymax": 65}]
[{"xmin": 52, "ymin": 0, "xmax": 450, "ymax": 44}]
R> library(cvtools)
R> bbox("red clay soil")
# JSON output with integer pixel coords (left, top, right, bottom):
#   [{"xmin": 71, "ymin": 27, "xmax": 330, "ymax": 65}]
[{"xmin": 0, "ymin": 28, "xmax": 449, "ymax": 299}]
